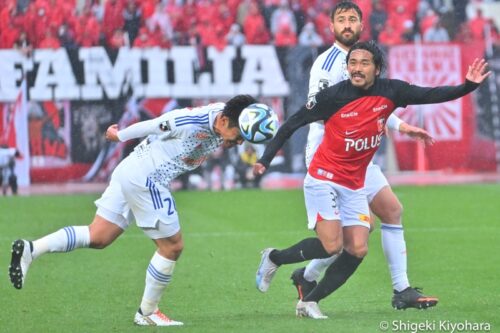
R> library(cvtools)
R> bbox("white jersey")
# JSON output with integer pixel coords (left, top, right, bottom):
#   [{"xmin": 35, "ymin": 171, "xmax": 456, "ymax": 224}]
[
  {"xmin": 305, "ymin": 43, "xmax": 402, "ymax": 168},
  {"xmin": 117, "ymin": 103, "xmax": 224, "ymax": 188},
  {"xmin": 0, "ymin": 148, "xmax": 17, "ymax": 168}
]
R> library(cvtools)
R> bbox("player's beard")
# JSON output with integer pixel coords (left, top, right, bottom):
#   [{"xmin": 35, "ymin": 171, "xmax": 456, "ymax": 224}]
[{"xmin": 335, "ymin": 29, "xmax": 361, "ymax": 47}]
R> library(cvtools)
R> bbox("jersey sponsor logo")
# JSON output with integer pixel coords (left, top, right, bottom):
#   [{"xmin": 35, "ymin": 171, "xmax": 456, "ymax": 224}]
[
  {"xmin": 317, "ymin": 168, "xmax": 334, "ymax": 179},
  {"xmin": 372, "ymin": 104, "xmax": 387, "ymax": 112},
  {"xmin": 159, "ymin": 121, "xmax": 171, "ymax": 132},
  {"xmin": 306, "ymin": 96, "xmax": 317, "ymax": 110},
  {"xmin": 345, "ymin": 133, "xmax": 383, "ymax": 152},
  {"xmin": 358, "ymin": 214, "xmax": 370, "ymax": 224},
  {"xmin": 341, "ymin": 111, "xmax": 358, "ymax": 118}
]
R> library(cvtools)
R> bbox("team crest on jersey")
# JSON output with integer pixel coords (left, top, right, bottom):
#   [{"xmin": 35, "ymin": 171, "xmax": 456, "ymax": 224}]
[
  {"xmin": 196, "ymin": 132, "xmax": 210, "ymax": 140},
  {"xmin": 306, "ymin": 96, "xmax": 317, "ymax": 110},
  {"xmin": 377, "ymin": 118, "xmax": 386, "ymax": 132},
  {"xmin": 159, "ymin": 121, "xmax": 171, "ymax": 132}
]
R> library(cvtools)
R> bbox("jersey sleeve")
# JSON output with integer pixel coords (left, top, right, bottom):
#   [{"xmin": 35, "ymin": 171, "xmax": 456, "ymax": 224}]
[
  {"xmin": 386, "ymin": 113, "xmax": 404, "ymax": 131},
  {"xmin": 393, "ymin": 79, "xmax": 480, "ymax": 107},
  {"xmin": 117, "ymin": 112, "xmax": 177, "ymax": 142},
  {"xmin": 258, "ymin": 88, "xmax": 336, "ymax": 168}
]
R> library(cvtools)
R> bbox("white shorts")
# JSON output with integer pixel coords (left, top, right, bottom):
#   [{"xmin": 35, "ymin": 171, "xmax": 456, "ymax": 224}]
[
  {"xmin": 94, "ymin": 157, "xmax": 180, "ymax": 239},
  {"xmin": 364, "ymin": 163, "xmax": 389, "ymax": 203},
  {"xmin": 303, "ymin": 173, "xmax": 371, "ymax": 230}
]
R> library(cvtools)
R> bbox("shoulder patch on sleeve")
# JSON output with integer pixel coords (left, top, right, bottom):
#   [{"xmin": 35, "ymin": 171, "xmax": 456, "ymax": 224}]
[
  {"xmin": 318, "ymin": 79, "xmax": 330, "ymax": 91},
  {"xmin": 159, "ymin": 120, "xmax": 171, "ymax": 131},
  {"xmin": 306, "ymin": 96, "xmax": 317, "ymax": 110}
]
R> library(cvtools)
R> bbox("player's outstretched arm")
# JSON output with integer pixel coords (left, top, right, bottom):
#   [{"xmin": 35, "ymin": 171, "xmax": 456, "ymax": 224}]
[
  {"xmin": 466, "ymin": 58, "xmax": 491, "ymax": 84},
  {"xmin": 106, "ymin": 124, "xmax": 120, "ymax": 142},
  {"xmin": 399, "ymin": 122, "xmax": 435, "ymax": 146}
]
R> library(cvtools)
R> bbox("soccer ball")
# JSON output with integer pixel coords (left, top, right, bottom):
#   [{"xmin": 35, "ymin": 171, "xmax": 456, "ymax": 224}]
[{"xmin": 239, "ymin": 103, "xmax": 279, "ymax": 143}]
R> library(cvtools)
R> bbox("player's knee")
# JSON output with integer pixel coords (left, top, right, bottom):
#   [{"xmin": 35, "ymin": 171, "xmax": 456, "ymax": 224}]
[
  {"xmin": 320, "ymin": 240, "xmax": 343, "ymax": 256},
  {"xmin": 89, "ymin": 233, "xmax": 115, "ymax": 249},
  {"xmin": 345, "ymin": 243, "xmax": 368, "ymax": 258},
  {"xmin": 382, "ymin": 202, "xmax": 403, "ymax": 225}
]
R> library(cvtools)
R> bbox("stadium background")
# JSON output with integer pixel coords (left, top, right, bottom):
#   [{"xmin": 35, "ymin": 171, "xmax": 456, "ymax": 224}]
[{"xmin": 1, "ymin": 0, "xmax": 500, "ymax": 191}]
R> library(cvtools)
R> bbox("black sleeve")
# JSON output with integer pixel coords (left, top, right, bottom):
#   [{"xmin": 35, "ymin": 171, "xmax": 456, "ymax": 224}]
[
  {"xmin": 257, "ymin": 105, "xmax": 325, "ymax": 168},
  {"xmin": 394, "ymin": 79, "xmax": 479, "ymax": 108}
]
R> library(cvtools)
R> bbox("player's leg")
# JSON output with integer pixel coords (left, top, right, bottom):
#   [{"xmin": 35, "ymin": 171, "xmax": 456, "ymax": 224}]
[
  {"xmin": 9, "ymin": 170, "xmax": 130, "ymax": 290},
  {"xmin": 301, "ymin": 191, "xmax": 369, "ymax": 316},
  {"xmin": 134, "ymin": 228, "xmax": 184, "ymax": 327},
  {"xmin": 127, "ymin": 179, "xmax": 183, "ymax": 326},
  {"xmin": 9, "ymin": 214, "xmax": 125, "ymax": 290},
  {"xmin": 256, "ymin": 175, "xmax": 342, "ymax": 293},
  {"xmin": 367, "ymin": 165, "xmax": 437, "ymax": 309}
]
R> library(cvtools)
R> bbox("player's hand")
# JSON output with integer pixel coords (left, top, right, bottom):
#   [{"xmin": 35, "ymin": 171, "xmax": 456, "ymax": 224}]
[
  {"xmin": 253, "ymin": 162, "xmax": 267, "ymax": 176},
  {"xmin": 466, "ymin": 58, "xmax": 491, "ymax": 84},
  {"xmin": 399, "ymin": 123, "xmax": 435, "ymax": 146},
  {"xmin": 106, "ymin": 124, "xmax": 120, "ymax": 142}
]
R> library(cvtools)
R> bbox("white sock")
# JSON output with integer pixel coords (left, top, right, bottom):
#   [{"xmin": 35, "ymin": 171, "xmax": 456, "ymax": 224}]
[
  {"xmin": 140, "ymin": 252, "xmax": 176, "ymax": 315},
  {"xmin": 31, "ymin": 226, "xmax": 90, "ymax": 260},
  {"xmin": 381, "ymin": 223, "xmax": 410, "ymax": 292},
  {"xmin": 303, "ymin": 255, "xmax": 339, "ymax": 282}
]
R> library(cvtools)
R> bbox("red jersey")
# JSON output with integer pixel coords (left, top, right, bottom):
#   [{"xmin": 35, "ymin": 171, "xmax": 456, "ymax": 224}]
[{"xmin": 259, "ymin": 78, "xmax": 479, "ymax": 190}]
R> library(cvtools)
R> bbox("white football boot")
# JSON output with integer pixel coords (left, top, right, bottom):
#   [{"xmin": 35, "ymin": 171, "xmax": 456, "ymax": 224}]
[
  {"xmin": 296, "ymin": 300, "xmax": 328, "ymax": 319},
  {"xmin": 134, "ymin": 309, "xmax": 183, "ymax": 326},
  {"xmin": 9, "ymin": 239, "xmax": 33, "ymax": 289},
  {"xmin": 256, "ymin": 248, "xmax": 278, "ymax": 292}
]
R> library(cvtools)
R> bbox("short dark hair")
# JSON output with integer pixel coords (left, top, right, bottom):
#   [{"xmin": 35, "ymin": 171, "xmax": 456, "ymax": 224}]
[
  {"xmin": 222, "ymin": 94, "xmax": 257, "ymax": 127},
  {"xmin": 346, "ymin": 41, "xmax": 386, "ymax": 75},
  {"xmin": 330, "ymin": 1, "xmax": 363, "ymax": 21}
]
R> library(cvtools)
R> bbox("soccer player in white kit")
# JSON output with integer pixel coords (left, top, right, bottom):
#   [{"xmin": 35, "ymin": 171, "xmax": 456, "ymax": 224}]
[
  {"xmin": 8, "ymin": 95, "xmax": 256, "ymax": 326},
  {"xmin": 272, "ymin": 1, "xmax": 437, "ymax": 311}
]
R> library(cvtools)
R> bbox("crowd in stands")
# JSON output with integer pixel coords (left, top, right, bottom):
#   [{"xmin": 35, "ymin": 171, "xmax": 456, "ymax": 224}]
[{"xmin": 0, "ymin": 0, "xmax": 499, "ymax": 53}]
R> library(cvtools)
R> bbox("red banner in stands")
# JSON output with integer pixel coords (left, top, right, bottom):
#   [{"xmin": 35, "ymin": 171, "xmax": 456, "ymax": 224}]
[{"xmin": 389, "ymin": 42, "xmax": 496, "ymax": 172}]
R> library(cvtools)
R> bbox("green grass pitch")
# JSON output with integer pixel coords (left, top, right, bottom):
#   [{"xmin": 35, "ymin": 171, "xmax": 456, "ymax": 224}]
[{"xmin": 1, "ymin": 184, "xmax": 499, "ymax": 333}]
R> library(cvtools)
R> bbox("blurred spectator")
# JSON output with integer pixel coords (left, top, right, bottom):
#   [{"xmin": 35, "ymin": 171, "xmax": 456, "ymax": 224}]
[
  {"xmin": 216, "ymin": 2, "xmax": 234, "ymax": 33},
  {"xmin": 123, "ymin": 0, "xmax": 142, "ymax": 45},
  {"xmin": 236, "ymin": 0, "xmax": 253, "ymax": 27},
  {"xmin": 140, "ymin": 0, "xmax": 156, "ymax": 20},
  {"xmin": 133, "ymin": 27, "xmax": 158, "ymax": 48},
  {"xmin": 109, "ymin": 28, "xmax": 127, "ymax": 48},
  {"xmin": 401, "ymin": 20, "xmax": 416, "ymax": 43},
  {"xmin": 369, "ymin": 0, "xmax": 387, "ymax": 42},
  {"xmin": 225, "ymin": 23, "xmax": 246, "ymax": 47},
  {"xmin": 454, "ymin": 21, "xmax": 474, "ymax": 43},
  {"xmin": 379, "ymin": 25, "xmax": 402, "ymax": 46},
  {"xmin": 58, "ymin": 23, "xmax": 78, "ymax": 49},
  {"xmin": 270, "ymin": 0, "xmax": 297, "ymax": 36},
  {"xmin": 0, "ymin": 145, "xmax": 19, "ymax": 196},
  {"xmin": 468, "ymin": 8, "xmax": 487, "ymax": 40},
  {"xmin": 147, "ymin": 2, "xmax": 173, "ymax": 41},
  {"xmin": 14, "ymin": 30, "xmax": 32, "ymax": 55},
  {"xmin": 419, "ymin": 8, "xmax": 439, "ymax": 36},
  {"xmin": 298, "ymin": 21, "xmax": 323, "ymax": 47},
  {"xmin": 103, "ymin": 0, "xmax": 124, "ymax": 45},
  {"xmin": 38, "ymin": 29, "xmax": 61, "ymax": 49},
  {"xmin": 74, "ymin": 6, "xmax": 101, "ymax": 47},
  {"xmin": 274, "ymin": 22, "xmax": 297, "ymax": 47},
  {"xmin": 423, "ymin": 19, "xmax": 450, "ymax": 42},
  {"xmin": 313, "ymin": 4, "xmax": 334, "ymax": 45},
  {"xmin": 243, "ymin": 2, "xmax": 271, "ymax": 44},
  {"xmin": 235, "ymin": 143, "xmax": 262, "ymax": 188},
  {"xmin": 290, "ymin": 0, "xmax": 306, "ymax": 34}
]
